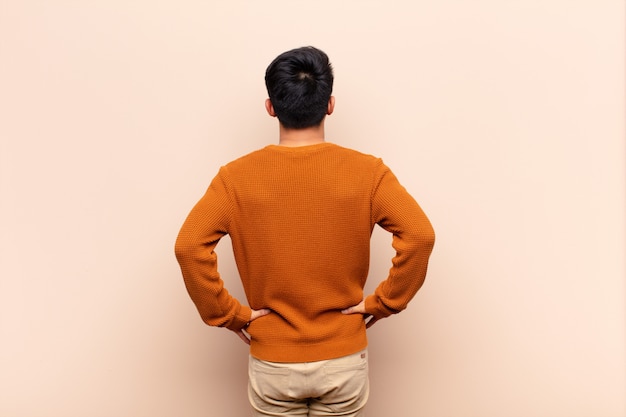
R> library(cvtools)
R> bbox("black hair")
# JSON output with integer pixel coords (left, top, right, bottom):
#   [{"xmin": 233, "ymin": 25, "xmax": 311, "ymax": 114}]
[{"xmin": 264, "ymin": 46, "xmax": 334, "ymax": 129}]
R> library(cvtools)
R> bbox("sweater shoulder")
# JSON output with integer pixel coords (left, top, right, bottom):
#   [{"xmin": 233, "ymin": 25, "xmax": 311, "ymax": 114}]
[
  {"xmin": 223, "ymin": 147, "xmax": 269, "ymax": 167},
  {"xmin": 332, "ymin": 145, "xmax": 390, "ymax": 179},
  {"xmin": 332, "ymin": 144, "xmax": 382, "ymax": 162}
]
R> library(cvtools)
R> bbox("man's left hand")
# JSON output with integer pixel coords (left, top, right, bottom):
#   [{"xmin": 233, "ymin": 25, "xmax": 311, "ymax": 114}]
[{"xmin": 232, "ymin": 308, "xmax": 271, "ymax": 345}]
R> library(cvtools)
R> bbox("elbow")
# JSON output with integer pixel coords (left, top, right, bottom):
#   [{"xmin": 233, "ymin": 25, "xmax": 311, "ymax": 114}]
[
  {"xmin": 424, "ymin": 226, "xmax": 435, "ymax": 252},
  {"xmin": 174, "ymin": 233, "xmax": 194, "ymax": 262},
  {"xmin": 408, "ymin": 225, "xmax": 435, "ymax": 257}
]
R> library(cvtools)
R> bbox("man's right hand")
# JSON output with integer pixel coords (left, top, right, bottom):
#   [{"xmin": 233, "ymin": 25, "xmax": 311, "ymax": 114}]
[{"xmin": 342, "ymin": 300, "xmax": 378, "ymax": 328}]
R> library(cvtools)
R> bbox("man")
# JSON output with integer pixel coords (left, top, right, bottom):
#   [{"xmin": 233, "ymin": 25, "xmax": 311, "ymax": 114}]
[{"xmin": 175, "ymin": 46, "xmax": 435, "ymax": 416}]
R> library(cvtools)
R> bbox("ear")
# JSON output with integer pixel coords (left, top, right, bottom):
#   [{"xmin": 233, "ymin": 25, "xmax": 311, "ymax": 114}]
[
  {"xmin": 265, "ymin": 99, "xmax": 277, "ymax": 117},
  {"xmin": 327, "ymin": 96, "xmax": 335, "ymax": 115}
]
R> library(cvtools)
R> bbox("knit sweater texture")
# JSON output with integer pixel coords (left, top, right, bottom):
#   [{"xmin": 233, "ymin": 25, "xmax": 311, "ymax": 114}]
[{"xmin": 175, "ymin": 142, "xmax": 435, "ymax": 362}]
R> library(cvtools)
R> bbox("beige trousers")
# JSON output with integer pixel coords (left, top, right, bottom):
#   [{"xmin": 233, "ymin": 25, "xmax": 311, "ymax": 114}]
[{"xmin": 248, "ymin": 349, "xmax": 369, "ymax": 416}]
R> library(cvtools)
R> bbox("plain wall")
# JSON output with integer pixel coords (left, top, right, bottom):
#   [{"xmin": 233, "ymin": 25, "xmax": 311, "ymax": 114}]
[{"xmin": 1, "ymin": 1, "xmax": 624, "ymax": 416}]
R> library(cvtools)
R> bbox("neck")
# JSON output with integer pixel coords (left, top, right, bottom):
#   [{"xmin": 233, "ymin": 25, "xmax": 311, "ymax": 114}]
[{"xmin": 278, "ymin": 123, "xmax": 326, "ymax": 147}]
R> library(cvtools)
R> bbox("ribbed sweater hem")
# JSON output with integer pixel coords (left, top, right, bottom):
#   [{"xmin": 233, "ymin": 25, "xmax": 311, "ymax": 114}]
[{"xmin": 249, "ymin": 331, "xmax": 368, "ymax": 363}]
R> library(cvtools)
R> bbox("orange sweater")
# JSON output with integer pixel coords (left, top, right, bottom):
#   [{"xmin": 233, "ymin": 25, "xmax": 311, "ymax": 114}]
[{"xmin": 175, "ymin": 142, "xmax": 435, "ymax": 362}]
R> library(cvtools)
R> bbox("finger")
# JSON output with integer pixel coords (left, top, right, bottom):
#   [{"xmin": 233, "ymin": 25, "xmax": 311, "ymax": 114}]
[
  {"xmin": 250, "ymin": 308, "xmax": 271, "ymax": 321},
  {"xmin": 341, "ymin": 305, "xmax": 360, "ymax": 314},
  {"xmin": 342, "ymin": 300, "xmax": 365, "ymax": 314},
  {"xmin": 365, "ymin": 316, "xmax": 379, "ymax": 329},
  {"xmin": 341, "ymin": 306, "xmax": 355, "ymax": 314},
  {"xmin": 234, "ymin": 329, "xmax": 251, "ymax": 345}
]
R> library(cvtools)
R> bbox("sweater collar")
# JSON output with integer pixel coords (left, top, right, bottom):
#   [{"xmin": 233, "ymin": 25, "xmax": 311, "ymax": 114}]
[{"xmin": 265, "ymin": 142, "xmax": 337, "ymax": 153}]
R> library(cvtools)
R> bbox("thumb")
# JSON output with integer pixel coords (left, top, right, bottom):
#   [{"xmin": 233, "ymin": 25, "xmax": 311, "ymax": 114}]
[
  {"xmin": 250, "ymin": 308, "xmax": 271, "ymax": 321},
  {"xmin": 342, "ymin": 300, "xmax": 366, "ymax": 315}
]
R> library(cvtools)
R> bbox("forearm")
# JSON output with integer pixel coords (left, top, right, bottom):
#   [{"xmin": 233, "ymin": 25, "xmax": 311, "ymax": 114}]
[
  {"xmin": 175, "ymin": 233, "xmax": 252, "ymax": 330},
  {"xmin": 365, "ymin": 222, "xmax": 435, "ymax": 319}
]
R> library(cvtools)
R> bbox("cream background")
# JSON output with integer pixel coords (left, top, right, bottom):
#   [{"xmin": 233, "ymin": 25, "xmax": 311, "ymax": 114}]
[{"xmin": 1, "ymin": 1, "xmax": 624, "ymax": 416}]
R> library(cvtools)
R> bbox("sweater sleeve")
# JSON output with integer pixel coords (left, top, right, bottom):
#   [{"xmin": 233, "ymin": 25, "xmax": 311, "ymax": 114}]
[
  {"xmin": 365, "ymin": 165, "xmax": 435, "ymax": 321},
  {"xmin": 174, "ymin": 168, "xmax": 251, "ymax": 330}
]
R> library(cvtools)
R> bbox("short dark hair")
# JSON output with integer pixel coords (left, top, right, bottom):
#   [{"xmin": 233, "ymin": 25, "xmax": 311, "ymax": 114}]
[{"xmin": 265, "ymin": 46, "xmax": 334, "ymax": 129}]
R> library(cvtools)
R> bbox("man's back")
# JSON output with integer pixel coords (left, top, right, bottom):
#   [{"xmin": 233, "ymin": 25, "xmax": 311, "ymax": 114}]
[{"xmin": 175, "ymin": 142, "xmax": 434, "ymax": 362}]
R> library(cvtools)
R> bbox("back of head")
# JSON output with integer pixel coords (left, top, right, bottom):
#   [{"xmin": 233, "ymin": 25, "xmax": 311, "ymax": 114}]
[{"xmin": 265, "ymin": 46, "xmax": 334, "ymax": 129}]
